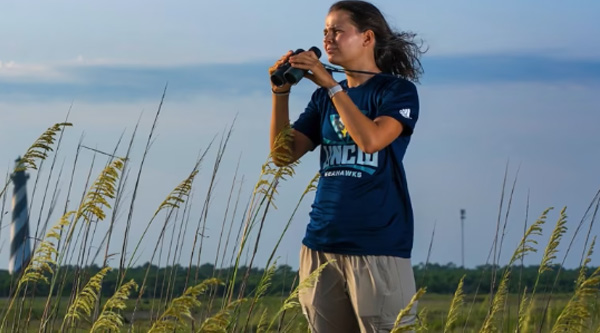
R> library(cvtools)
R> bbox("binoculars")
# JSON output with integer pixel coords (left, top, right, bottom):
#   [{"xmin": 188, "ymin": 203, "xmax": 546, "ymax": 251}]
[{"xmin": 271, "ymin": 46, "xmax": 322, "ymax": 87}]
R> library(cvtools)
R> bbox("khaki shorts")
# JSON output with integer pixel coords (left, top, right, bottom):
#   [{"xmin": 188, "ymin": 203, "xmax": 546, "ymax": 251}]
[{"xmin": 298, "ymin": 245, "xmax": 417, "ymax": 333}]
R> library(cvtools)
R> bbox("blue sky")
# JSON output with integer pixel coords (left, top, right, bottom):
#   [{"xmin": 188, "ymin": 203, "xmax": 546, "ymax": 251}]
[{"xmin": 1, "ymin": 0, "xmax": 600, "ymax": 271}]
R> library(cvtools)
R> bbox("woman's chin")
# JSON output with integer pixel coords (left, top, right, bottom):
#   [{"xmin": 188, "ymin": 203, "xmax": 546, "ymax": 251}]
[{"xmin": 327, "ymin": 56, "xmax": 341, "ymax": 66}]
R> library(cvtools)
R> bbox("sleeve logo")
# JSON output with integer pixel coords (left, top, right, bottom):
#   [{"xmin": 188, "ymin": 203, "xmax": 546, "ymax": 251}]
[{"xmin": 399, "ymin": 108, "xmax": 412, "ymax": 119}]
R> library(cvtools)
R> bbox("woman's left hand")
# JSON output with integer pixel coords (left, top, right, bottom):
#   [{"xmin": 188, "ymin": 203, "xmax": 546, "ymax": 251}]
[{"xmin": 289, "ymin": 50, "xmax": 338, "ymax": 89}]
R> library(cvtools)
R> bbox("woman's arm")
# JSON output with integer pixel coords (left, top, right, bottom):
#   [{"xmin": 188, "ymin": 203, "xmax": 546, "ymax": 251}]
[
  {"xmin": 329, "ymin": 92, "xmax": 404, "ymax": 154},
  {"xmin": 269, "ymin": 51, "xmax": 316, "ymax": 167},
  {"xmin": 270, "ymin": 93, "xmax": 315, "ymax": 167}
]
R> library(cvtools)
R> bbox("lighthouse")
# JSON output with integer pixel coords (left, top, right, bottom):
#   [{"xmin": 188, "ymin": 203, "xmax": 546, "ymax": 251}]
[{"xmin": 9, "ymin": 157, "xmax": 32, "ymax": 275}]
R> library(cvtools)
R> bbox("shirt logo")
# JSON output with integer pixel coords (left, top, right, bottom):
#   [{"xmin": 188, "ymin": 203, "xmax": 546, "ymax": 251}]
[
  {"xmin": 329, "ymin": 109, "xmax": 368, "ymax": 143},
  {"xmin": 399, "ymin": 108, "xmax": 412, "ymax": 119},
  {"xmin": 330, "ymin": 115, "xmax": 349, "ymax": 141},
  {"xmin": 324, "ymin": 109, "xmax": 378, "ymax": 176}
]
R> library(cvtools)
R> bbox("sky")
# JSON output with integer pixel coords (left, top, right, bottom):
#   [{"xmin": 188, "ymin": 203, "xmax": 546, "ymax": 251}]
[{"xmin": 1, "ymin": 0, "xmax": 600, "ymax": 271}]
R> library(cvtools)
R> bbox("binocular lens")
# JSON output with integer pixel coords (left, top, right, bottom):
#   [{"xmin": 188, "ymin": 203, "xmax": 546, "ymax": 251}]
[
  {"xmin": 270, "ymin": 46, "xmax": 321, "ymax": 87},
  {"xmin": 283, "ymin": 67, "xmax": 305, "ymax": 85},
  {"xmin": 270, "ymin": 64, "xmax": 291, "ymax": 87},
  {"xmin": 271, "ymin": 73, "xmax": 286, "ymax": 87}
]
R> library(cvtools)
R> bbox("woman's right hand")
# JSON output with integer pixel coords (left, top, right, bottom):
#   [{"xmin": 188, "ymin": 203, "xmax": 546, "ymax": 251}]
[{"xmin": 269, "ymin": 50, "xmax": 294, "ymax": 92}]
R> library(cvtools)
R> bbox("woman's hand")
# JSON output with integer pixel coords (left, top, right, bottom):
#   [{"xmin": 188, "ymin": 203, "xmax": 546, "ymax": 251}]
[
  {"xmin": 289, "ymin": 50, "xmax": 338, "ymax": 89},
  {"xmin": 269, "ymin": 51, "xmax": 294, "ymax": 92}
]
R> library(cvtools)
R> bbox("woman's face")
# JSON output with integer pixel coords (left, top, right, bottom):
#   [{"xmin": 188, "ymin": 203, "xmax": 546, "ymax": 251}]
[{"xmin": 323, "ymin": 10, "xmax": 367, "ymax": 67}]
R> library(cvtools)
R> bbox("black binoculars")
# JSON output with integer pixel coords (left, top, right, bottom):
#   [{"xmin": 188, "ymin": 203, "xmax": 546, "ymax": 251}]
[{"xmin": 270, "ymin": 46, "xmax": 322, "ymax": 87}]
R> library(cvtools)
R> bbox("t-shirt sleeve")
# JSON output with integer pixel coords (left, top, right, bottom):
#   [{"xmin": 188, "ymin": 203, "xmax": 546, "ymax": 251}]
[
  {"xmin": 377, "ymin": 79, "xmax": 419, "ymax": 136},
  {"xmin": 291, "ymin": 89, "xmax": 323, "ymax": 149}
]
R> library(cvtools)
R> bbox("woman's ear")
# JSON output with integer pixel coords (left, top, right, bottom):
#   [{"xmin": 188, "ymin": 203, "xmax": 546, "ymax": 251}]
[{"xmin": 363, "ymin": 29, "xmax": 376, "ymax": 47}]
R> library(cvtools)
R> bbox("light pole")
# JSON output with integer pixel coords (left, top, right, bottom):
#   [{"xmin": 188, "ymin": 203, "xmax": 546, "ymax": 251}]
[{"xmin": 460, "ymin": 209, "xmax": 466, "ymax": 268}]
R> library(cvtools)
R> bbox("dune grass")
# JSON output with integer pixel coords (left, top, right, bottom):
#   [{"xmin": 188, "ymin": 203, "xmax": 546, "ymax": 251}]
[{"xmin": 1, "ymin": 96, "xmax": 599, "ymax": 332}]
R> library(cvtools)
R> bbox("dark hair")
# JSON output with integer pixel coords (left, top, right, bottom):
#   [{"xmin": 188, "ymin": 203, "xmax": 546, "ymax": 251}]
[{"xmin": 329, "ymin": 0, "xmax": 426, "ymax": 82}]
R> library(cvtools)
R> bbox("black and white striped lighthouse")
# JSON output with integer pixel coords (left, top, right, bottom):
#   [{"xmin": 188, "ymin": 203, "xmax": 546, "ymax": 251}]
[{"xmin": 9, "ymin": 157, "xmax": 32, "ymax": 275}]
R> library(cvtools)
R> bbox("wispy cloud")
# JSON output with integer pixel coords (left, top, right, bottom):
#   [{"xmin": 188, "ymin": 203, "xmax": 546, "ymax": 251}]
[
  {"xmin": 422, "ymin": 54, "xmax": 600, "ymax": 84},
  {"xmin": 0, "ymin": 62, "xmax": 271, "ymax": 103},
  {"xmin": 0, "ymin": 60, "xmax": 68, "ymax": 82},
  {"xmin": 1, "ymin": 54, "xmax": 599, "ymax": 103}
]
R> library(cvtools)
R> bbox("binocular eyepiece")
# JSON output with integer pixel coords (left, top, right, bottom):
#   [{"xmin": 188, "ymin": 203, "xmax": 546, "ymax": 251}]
[{"xmin": 271, "ymin": 46, "xmax": 322, "ymax": 87}]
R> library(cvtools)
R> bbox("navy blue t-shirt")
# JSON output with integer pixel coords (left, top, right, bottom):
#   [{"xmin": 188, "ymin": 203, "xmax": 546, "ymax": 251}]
[{"xmin": 292, "ymin": 74, "xmax": 419, "ymax": 258}]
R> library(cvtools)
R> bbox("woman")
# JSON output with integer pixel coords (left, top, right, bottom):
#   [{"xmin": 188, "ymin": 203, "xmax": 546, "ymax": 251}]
[{"xmin": 269, "ymin": 1, "xmax": 425, "ymax": 332}]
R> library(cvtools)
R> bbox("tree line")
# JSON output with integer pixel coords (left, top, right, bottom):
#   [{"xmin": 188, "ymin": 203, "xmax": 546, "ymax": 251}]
[{"xmin": 0, "ymin": 262, "xmax": 594, "ymax": 298}]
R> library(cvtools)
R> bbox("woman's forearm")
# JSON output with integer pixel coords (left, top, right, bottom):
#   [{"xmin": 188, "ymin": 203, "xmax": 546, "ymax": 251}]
[
  {"xmin": 331, "ymin": 91, "xmax": 400, "ymax": 154},
  {"xmin": 270, "ymin": 93, "xmax": 293, "ymax": 165}
]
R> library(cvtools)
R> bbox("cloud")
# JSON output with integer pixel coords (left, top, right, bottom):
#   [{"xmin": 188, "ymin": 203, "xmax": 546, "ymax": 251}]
[
  {"xmin": 0, "ymin": 53, "xmax": 599, "ymax": 103},
  {"xmin": 0, "ymin": 60, "xmax": 16, "ymax": 69},
  {"xmin": 0, "ymin": 62, "xmax": 273, "ymax": 103},
  {"xmin": 0, "ymin": 60, "xmax": 68, "ymax": 82},
  {"xmin": 422, "ymin": 54, "xmax": 600, "ymax": 85}
]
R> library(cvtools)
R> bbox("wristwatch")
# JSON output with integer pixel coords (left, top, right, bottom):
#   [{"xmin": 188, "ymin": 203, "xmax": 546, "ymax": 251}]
[{"xmin": 328, "ymin": 84, "xmax": 344, "ymax": 98}]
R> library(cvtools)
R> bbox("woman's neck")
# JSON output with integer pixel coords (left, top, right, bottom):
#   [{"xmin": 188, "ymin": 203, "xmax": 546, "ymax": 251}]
[
  {"xmin": 344, "ymin": 63, "xmax": 381, "ymax": 88},
  {"xmin": 346, "ymin": 71, "xmax": 378, "ymax": 88}
]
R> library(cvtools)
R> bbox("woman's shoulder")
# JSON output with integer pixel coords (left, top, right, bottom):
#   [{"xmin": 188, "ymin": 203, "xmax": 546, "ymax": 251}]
[
  {"xmin": 375, "ymin": 74, "xmax": 416, "ymax": 90},
  {"xmin": 309, "ymin": 85, "xmax": 329, "ymax": 100},
  {"xmin": 368, "ymin": 75, "xmax": 418, "ymax": 99}
]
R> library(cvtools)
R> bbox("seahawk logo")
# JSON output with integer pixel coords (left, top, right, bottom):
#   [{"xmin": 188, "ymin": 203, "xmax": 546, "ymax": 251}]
[
  {"xmin": 330, "ymin": 115, "xmax": 349, "ymax": 141},
  {"xmin": 329, "ymin": 109, "xmax": 368, "ymax": 142}
]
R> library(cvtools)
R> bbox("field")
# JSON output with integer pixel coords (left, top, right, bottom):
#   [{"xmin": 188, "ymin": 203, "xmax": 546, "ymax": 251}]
[{"xmin": 2, "ymin": 293, "xmax": 597, "ymax": 332}]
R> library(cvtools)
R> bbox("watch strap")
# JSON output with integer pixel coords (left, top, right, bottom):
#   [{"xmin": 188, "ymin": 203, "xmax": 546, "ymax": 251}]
[{"xmin": 328, "ymin": 84, "xmax": 344, "ymax": 98}]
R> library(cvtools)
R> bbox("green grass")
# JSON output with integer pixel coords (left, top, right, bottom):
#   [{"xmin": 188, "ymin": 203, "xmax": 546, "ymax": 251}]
[
  {"xmin": 0, "ymin": 296, "xmax": 307, "ymax": 332},
  {"xmin": 3, "ymin": 293, "xmax": 598, "ymax": 332},
  {"xmin": 419, "ymin": 293, "xmax": 592, "ymax": 332}
]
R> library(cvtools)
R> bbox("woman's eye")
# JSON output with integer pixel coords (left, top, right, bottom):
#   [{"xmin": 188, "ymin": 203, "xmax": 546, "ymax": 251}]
[{"xmin": 324, "ymin": 29, "xmax": 341, "ymax": 36}]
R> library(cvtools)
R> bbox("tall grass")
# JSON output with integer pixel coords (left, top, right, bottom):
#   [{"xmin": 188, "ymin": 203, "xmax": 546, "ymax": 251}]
[{"xmin": 1, "ymin": 102, "xmax": 599, "ymax": 332}]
